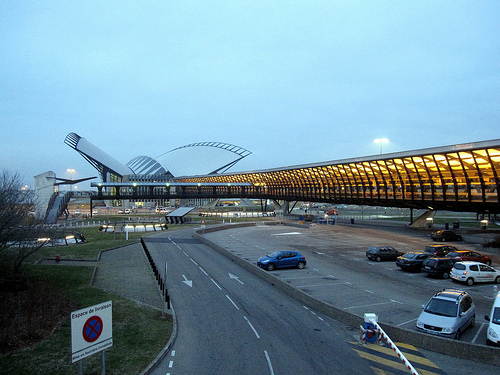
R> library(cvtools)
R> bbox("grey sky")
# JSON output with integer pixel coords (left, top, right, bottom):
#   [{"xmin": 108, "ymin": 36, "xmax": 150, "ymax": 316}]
[{"xmin": 1, "ymin": 1, "xmax": 499, "ymax": 188}]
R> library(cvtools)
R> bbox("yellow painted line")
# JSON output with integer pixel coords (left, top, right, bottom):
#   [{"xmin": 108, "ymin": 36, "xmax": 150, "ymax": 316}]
[
  {"xmin": 367, "ymin": 366, "xmax": 441, "ymax": 375},
  {"xmin": 350, "ymin": 342, "xmax": 439, "ymax": 369},
  {"xmin": 393, "ymin": 342, "xmax": 419, "ymax": 351},
  {"xmin": 417, "ymin": 368, "xmax": 446, "ymax": 375},
  {"xmin": 353, "ymin": 348, "xmax": 409, "ymax": 372},
  {"xmin": 369, "ymin": 366, "xmax": 390, "ymax": 375},
  {"xmin": 356, "ymin": 349, "xmax": 445, "ymax": 375}
]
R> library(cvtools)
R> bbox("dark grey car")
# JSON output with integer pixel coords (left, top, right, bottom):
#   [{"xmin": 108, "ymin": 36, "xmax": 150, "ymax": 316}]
[
  {"xmin": 422, "ymin": 257, "xmax": 457, "ymax": 279},
  {"xmin": 396, "ymin": 252, "xmax": 430, "ymax": 272},
  {"xmin": 366, "ymin": 246, "xmax": 404, "ymax": 262}
]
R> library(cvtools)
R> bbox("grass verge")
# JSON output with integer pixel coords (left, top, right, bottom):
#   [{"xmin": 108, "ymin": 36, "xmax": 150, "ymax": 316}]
[{"xmin": 0, "ymin": 227, "xmax": 174, "ymax": 375}]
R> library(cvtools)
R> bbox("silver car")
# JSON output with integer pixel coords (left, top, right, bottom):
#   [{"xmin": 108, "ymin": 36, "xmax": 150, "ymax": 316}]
[{"xmin": 416, "ymin": 289, "xmax": 475, "ymax": 340}]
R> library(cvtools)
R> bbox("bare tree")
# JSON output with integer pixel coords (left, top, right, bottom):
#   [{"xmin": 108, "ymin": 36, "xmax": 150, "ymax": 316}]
[{"xmin": 0, "ymin": 171, "xmax": 52, "ymax": 274}]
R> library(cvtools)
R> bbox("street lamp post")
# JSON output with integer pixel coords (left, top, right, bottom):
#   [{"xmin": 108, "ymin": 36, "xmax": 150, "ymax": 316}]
[
  {"xmin": 374, "ymin": 138, "xmax": 389, "ymax": 154},
  {"xmin": 67, "ymin": 168, "xmax": 75, "ymax": 191}
]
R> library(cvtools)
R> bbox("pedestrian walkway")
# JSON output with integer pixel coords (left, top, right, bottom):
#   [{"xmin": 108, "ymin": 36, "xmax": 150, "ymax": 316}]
[{"xmin": 92, "ymin": 243, "xmax": 165, "ymax": 311}]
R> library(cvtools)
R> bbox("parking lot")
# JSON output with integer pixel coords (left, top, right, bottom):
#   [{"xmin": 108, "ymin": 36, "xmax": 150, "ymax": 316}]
[{"xmin": 202, "ymin": 222, "xmax": 500, "ymax": 345}]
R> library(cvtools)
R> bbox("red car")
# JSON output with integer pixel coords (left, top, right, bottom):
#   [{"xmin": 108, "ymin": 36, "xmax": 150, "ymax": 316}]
[{"xmin": 446, "ymin": 250, "xmax": 491, "ymax": 265}]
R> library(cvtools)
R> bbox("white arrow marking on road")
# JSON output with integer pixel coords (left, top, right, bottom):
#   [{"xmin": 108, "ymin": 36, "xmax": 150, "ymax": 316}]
[
  {"xmin": 182, "ymin": 275, "xmax": 193, "ymax": 287},
  {"xmin": 229, "ymin": 273, "xmax": 244, "ymax": 284}
]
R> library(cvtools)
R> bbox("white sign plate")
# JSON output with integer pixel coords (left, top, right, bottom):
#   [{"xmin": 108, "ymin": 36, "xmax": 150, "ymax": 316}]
[{"xmin": 71, "ymin": 301, "xmax": 113, "ymax": 363}]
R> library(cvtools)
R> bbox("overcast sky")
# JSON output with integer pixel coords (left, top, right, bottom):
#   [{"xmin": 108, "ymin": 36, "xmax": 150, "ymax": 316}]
[{"xmin": 2, "ymin": 1, "xmax": 499, "ymax": 189}]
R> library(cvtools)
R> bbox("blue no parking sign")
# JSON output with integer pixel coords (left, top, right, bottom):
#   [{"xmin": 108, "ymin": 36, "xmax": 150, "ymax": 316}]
[
  {"xmin": 71, "ymin": 301, "xmax": 113, "ymax": 363},
  {"xmin": 83, "ymin": 316, "xmax": 103, "ymax": 342}
]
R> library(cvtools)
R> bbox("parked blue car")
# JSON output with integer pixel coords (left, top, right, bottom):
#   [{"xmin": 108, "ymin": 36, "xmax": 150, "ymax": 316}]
[{"xmin": 257, "ymin": 250, "xmax": 307, "ymax": 271}]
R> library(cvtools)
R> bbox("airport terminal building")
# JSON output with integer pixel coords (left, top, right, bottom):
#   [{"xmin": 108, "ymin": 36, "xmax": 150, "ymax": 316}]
[{"xmin": 35, "ymin": 134, "xmax": 500, "ymax": 223}]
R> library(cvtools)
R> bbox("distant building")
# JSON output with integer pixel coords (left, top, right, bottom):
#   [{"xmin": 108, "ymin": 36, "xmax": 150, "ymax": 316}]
[{"xmin": 64, "ymin": 132, "xmax": 252, "ymax": 207}]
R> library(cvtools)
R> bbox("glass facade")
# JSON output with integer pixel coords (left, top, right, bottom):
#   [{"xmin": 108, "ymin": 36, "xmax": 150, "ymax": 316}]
[{"xmin": 175, "ymin": 142, "xmax": 500, "ymax": 214}]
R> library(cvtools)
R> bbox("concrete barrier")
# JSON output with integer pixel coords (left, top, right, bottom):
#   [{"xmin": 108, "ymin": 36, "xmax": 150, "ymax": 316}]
[{"xmin": 192, "ymin": 222, "xmax": 500, "ymax": 365}]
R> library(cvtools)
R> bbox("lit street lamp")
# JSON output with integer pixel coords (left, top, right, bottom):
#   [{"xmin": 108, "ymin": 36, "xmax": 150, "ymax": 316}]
[
  {"xmin": 67, "ymin": 168, "xmax": 75, "ymax": 191},
  {"xmin": 374, "ymin": 138, "xmax": 389, "ymax": 154}
]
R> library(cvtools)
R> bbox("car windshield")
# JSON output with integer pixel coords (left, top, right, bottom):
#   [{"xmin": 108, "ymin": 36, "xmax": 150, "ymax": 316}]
[
  {"xmin": 492, "ymin": 307, "xmax": 500, "ymax": 325},
  {"xmin": 267, "ymin": 251, "xmax": 281, "ymax": 258},
  {"xmin": 454, "ymin": 263, "xmax": 466, "ymax": 270},
  {"xmin": 425, "ymin": 298, "xmax": 458, "ymax": 317},
  {"xmin": 402, "ymin": 253, "xmax": 415, "ymax": 259}
]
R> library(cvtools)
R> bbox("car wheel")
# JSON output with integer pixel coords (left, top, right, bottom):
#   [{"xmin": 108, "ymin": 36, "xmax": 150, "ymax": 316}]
[
  {"xmin": 442, "ymin": 272, "xmax": 450, "ymax": 279},
  {"xmin": 442, "ymin": 238, "xmax": 446, "ymax": 242},
  {"xmin": 297, "ymin": 261, "xmax": 305, "ymax": 269},
  {"xmin": 495, "ymin": 276, "xmax": 500, "ymax": 284},
  {"xmin": 266, "ymin": 263, "xmax": 275, "ymax": 271},
  {"xmin": 458, "ymin": 236, "xmax": 463, "ymax": 241},
  {"xmin": 486, "ymin": 260, "xmax": 492, "ymax": 266},
  {"xmin": 455, "ymin": 329, "xmax": 461, "ymax": 340},
  {"xmin": 466, "ymin": 277, "xmax": 474, "ymax": 286},
  {"xmin": 376, "ymin": 256, "xmax": 382, "ymax": 262}
]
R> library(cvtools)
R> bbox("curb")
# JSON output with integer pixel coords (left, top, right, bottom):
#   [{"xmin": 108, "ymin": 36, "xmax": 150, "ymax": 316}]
[{"xmin": 140, "ymin": 305, "xmax": 178, "ymax": 375}]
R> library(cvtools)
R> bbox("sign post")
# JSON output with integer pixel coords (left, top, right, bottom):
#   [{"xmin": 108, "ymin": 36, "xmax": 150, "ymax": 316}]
[{"xmin": 71, "ymin": 301, "xmax": 113, "ymax": 372}]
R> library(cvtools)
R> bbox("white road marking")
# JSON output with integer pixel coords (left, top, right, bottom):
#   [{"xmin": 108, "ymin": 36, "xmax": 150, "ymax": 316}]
[
  {"xmin": 296, "ymin": 282, "xmax": 350, "ymax": 288},
  {"xmin": 264, "ymin": 350, "xmax": 275, "ymax": 375},
  {"xmin": 397, "ymin": 318, "xmax": 417, "ymax": 327},
  {"xmin": 344, "ymin": 301, "xmax": 398, "ymax": 310},
  {"xmin": 211, "ymin": 279, "xmax": 222, "ymax": 290},
  {"xmin": 281, "ymin": 276, "xmax": 332, "ymax": 281},
  {"xmin": 229, "ymin": 273, "xmax": 244, "ymax": 284},
  {"xmin": 244, "ymin": 316, "xmax": 260, "ymax": 338},
  {"xmin": 226, "ymin": 295, "xmax": 240, "ymax": 310},
  {"xmin": 472, "ymin": 323, "xmax": 486, "ymax": 344},
  {"xmin": 182, "ymin": 275, "xmax": 193, "ymax": 287}
]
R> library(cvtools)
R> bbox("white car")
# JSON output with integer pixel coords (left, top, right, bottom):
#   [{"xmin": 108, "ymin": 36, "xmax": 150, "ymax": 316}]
[
  {"xmin": 450, "ymin": 261, "xmax": 500, "ymax": 286},
  {"xmin": 485, "ymin": 291, "xmax": 500, "ymax": 346}
]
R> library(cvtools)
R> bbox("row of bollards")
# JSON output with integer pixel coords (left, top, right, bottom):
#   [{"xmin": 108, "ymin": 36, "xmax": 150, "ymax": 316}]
[{"xmin": 141, "ymin": 237, "xmax": 170, "ymax": 309}]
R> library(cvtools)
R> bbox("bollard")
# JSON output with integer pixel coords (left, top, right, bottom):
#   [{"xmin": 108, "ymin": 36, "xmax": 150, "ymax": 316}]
[
  {"xmin": 365, "ymin": 314, "xmax": 421, "ymax": 375},
  {"xmin": 165, "ymin": 292, "xmax": 170, "ymax": 309},
  {"xmin": 361, "ymin": 313, "xmax": 378, "ymax": 343}
]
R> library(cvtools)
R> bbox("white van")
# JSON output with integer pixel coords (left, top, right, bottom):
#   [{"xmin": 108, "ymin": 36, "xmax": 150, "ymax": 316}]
[{"xmin": 485, "ymin": 291, "xmax": 500, "ymax": 346}]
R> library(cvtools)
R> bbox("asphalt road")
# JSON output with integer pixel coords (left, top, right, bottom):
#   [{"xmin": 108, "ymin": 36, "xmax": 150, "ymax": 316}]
[
  {"xmin": 201, "ymin": 223, "xmax": 500, "ymax": 346},
  {"xmin": 144, "ymin": 229, "xmax": 383, "ymax": 375},
  {"xmin": 140, "ymin": 224, "xmax": 500, "ymax": 375}
]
